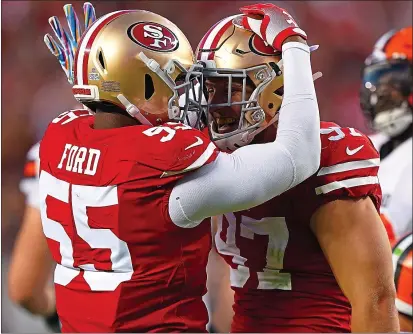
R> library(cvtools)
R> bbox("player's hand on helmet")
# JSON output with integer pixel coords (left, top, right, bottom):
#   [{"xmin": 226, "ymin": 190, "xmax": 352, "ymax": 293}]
[
  {"xmin": 44, "ymin": 2, "xmax": 97, "ymax": 84},
  {"xmin": 239, "ymin": 3, "xmax": 307, "ymax": 51}
]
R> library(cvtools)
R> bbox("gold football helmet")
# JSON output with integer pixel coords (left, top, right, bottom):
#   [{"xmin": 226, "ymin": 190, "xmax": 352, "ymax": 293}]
[
  {"xmin": 72, "ymin": 10, "xmax": 204, "ymax": 128},
  {"xmin": 196, "ymin": 15, "xmax": 284, "ymax": 151}
]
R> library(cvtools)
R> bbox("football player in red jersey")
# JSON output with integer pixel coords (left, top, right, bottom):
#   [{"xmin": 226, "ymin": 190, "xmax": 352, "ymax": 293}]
[
  {"xmin": 196, "ymin": 3, "xmax": 399, "ymax": 332},
  {"xmin": 39, "ymin": 6, "xmax": 322, "ymax": 333}
]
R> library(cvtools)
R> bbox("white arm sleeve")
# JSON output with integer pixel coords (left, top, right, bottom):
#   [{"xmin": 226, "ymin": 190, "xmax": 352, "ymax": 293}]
[{"xmin": 169, "ymin": 42, "xmax": 321, "ymax": 227}]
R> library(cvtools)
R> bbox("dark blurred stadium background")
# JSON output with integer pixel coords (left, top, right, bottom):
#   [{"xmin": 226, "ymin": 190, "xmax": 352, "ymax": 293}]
[{"xmin": 1, "ymin": 1, "xmax": 412, "ymax": 332}]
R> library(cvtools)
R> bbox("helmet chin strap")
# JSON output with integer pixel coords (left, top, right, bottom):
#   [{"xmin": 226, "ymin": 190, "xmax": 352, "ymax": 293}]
[
  {"xmin": 242, "ymin": 113, "xmax": 279, "ymax": 143},
  {"xmin": 117, "ymin": 94, "xmax": 153, "ymax": 126}
]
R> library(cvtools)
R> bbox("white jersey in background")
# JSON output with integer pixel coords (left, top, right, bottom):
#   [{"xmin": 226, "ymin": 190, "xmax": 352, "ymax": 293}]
[
  {"xmin": 19, "ymin": 142, "xmax": 40, "ymax": 209},
  {"xmin": 370, "ymin": 133, "xmax": 412, "ymax": 240}
]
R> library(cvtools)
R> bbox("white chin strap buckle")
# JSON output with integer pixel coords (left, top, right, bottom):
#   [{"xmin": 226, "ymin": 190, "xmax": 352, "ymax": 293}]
[
  {"xmin": 312, "ymin": 71, "xmax": 323, "ymax": 81},
  {"xmin": 139, "ymin": 52, "xmax": 161, "ymax": 72},
  {"xmin": 117, "ymin": 94, "xmax": 152, "ymax": 126}
]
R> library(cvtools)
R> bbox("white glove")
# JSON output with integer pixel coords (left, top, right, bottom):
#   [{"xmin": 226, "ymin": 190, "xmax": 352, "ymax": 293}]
[{"xmin": 240, "ymin": 3, "xmax": 307, "ymax": 51}]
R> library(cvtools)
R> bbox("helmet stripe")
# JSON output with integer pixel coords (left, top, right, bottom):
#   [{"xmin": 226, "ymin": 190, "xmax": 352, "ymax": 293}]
[
  {"xmin": 76, "ymin": 10, "xmax": 131, "ymax": 85},
  {"xmin": 207, "ymin": 18, "xmax": 235, "ymax": 60},
  {"xmin": 198, "ymin": 15, "xmax": 239, "ymax": 61},
  {"xmin": 374, "ymin": 29, "xmax": 397, "ymax": 53},
  {"xmin": 197, "ymin": 20, "xmax": 222, "ymax": 52}
]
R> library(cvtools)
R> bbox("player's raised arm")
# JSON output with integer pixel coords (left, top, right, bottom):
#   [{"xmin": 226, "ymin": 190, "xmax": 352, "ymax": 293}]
[{"xmin": 169, "ymin": 4, "xmax": 321, "ymax": 227}]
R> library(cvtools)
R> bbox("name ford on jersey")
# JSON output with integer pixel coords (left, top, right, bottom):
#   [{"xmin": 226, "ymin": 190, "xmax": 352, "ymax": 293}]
[
  {"xmin": 57, "ymin": 144, "xmax": 101, "ymax": 176},
  {"xmin": 127, "ymin": 22, "xmax": 179, "ymax": 52}
]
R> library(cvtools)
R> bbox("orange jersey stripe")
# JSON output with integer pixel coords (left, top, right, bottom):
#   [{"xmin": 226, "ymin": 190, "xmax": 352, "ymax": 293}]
[
  {"xmin": 380, "ymin": 213, "xmax": 396, "ymax": 246},
  {"xmin": 23, "ymin": 160, "xmax": 38, "ymax": 178}
]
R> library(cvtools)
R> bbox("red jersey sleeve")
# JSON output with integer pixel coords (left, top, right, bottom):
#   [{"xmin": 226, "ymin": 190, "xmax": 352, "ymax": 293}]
[
  {"xmin": 39, "ymin": 109, "xmax": 92, "ymax": 174},
  {"xmin": 142, "ymin": 122, "xmax": 219, "ymax": 178},
  {"xmin": 41, "ymin": 114, "xmax": 218, "ymax": 185},
  {"xmin": 299, "ymin": 122, "xmax": 382, "ymax": 218}
]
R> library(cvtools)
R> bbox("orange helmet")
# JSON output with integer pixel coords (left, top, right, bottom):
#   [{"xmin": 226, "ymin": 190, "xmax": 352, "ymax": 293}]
[
  {"xmin": 72, "ymin": 10, "xmax": 205, "ymax": 128},
  {"xmin": 366, "ymin": 27, "xmax": 412, "ymax": 65},
  {"xmin": 361, "ymin": 27, "xmax": 412, "ymax": 137},
  {"xmin": 195, "ymin": 15, "xmax": 284, "ymax": 151},
  {"xmin": 393, "ymin": 233, "xmax": 412, "ymax": 318}
]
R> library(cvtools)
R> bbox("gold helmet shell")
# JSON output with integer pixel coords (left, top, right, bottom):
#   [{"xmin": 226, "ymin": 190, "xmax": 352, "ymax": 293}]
[
  {"xmin": 195, "ymin": 15, "xmax": 284, "ymax": 150},
  {"xmin": 72, "ymin": 10, "xmax": 203, "ymax": 127}
]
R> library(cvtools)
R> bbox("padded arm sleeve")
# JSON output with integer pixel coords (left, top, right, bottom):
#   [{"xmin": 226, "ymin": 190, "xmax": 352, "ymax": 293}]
[{"xmin": 169, "ymin": 42, "xmax": 321, "ymax": 227}]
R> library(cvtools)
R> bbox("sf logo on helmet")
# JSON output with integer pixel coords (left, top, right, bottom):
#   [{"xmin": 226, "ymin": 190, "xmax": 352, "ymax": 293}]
[
  {"xmin": 249, "ymin": 34, "xmax": 280, "ymax": 56},
  {"xmin": 128, "ymin": 22, "xmax": 179, "ymax": 52}
]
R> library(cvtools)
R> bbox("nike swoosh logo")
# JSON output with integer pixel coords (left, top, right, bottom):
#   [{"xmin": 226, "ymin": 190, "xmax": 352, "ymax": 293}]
[
  {"xmin": 185, "ymin": 136, "xmax": 203, "ymax": 150},
  {"xmin": 346, "ymin": 145, "xmax": 364, "ymax": 155}
]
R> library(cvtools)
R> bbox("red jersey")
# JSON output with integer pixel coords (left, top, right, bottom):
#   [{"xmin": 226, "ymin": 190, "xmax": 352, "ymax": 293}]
[
  {"xmin": 39, "ymin": 110, "xmax": 218, "ymax": 332},
  {"xmin": 215, "ymin": 122, "xmax": 382, "ymax": 333}
]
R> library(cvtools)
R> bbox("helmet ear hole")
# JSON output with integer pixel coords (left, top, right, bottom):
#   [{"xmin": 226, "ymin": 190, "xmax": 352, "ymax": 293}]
[
  {"xmin": 274, "ymin": 86, "xmax": 284, "ymax": 96},
  {"xmin": 98, "ymin": 50, "xmax": 106, "ymax": 70},
  {"xmin": 145, "ymin": 74, "xmax": 155, "ymax": 100}
]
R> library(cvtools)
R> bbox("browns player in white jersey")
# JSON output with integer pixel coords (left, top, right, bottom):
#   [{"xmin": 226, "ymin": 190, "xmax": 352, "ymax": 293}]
[
  {"xmin": 361, "ymin": 27, "xmax": 412, "ymax": 332},
  {"xmin": 37, "ymin": 5, "xmax": 322, "ymax": 332},
  {"xmin": 361, "ymin": 27, "xmax": 412, "ymax": 244},
  {"xmin": 196, "ymin": 4, "xmax": 399, "ymax": 332}
]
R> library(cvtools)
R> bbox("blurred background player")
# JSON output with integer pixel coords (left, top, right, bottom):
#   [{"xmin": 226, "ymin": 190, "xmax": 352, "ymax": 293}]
[
  {"xmin": 361, "ymin": 25, "xmax": 413, "ymax": 333},
  {"xmin": 361, "ymin": 27, "xmax": 412, "ymax": 244},
  {"xmin": 392, "ymin": 233, "xmax": 413, "ymax": 332},
  {"xmin": 7, "ymin": 4, "xmax": 97, "ymax": 333},
  {"xmin": 8, "ymin": 142, "xmax": 60, "ymax": 332},
  {"xmin": 197, "ymin": 4, "xmax": 399, "ymax": 332}
]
